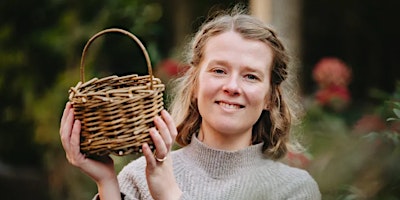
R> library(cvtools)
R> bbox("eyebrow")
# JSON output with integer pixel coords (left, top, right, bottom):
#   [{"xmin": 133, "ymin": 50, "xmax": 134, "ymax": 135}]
[
  {"xmin": 207, "ymin": 60, "xmax": 230, "ymax": 68},
  {"xmin": 208, "ymin": 60, "xmax": 266, "ymax": 78}
]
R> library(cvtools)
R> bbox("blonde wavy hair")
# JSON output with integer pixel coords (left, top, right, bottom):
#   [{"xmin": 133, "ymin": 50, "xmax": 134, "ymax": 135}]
[{"xmin": 168, "ymin": 8, "xmax": 303, "ymax": 160}]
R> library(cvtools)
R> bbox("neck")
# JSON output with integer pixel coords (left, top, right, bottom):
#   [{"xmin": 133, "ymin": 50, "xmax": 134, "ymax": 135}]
[
  {"xmin": 198, "ymin": 126, "xmax": 252, "ymax": 151},
  {"xmin": 183, "ymin": 135, "xmax": 266, "ymax": 178}
]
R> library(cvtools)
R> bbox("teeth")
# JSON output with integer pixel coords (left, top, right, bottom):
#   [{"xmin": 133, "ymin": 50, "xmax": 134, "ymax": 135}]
[{"xmin": 219, "ymin": 102, "xmax": 240, "ymax": 109}]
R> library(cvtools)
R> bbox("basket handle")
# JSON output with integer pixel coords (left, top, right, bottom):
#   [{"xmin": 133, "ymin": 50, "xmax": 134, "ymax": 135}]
[{"xmin": 80, "ymin": 28, "xmax": 154, "ymax": 89}]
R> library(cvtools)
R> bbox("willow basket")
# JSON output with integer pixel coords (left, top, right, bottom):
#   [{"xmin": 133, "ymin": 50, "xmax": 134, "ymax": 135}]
[{"xmin": 68, "ymin": 28, "xmax": 164, "ymax": 157}]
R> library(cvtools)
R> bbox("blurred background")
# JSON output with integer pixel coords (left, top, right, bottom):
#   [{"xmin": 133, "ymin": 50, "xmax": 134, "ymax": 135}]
[{"xmin": 1, "ymin": 0, "xmax": 399, "ymax": 199}]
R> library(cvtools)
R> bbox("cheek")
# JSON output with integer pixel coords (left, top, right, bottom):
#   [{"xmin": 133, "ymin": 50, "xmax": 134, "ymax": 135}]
[
  {"xmin": 190, "ymin": 67, "xmax": 202, "ymax": 99},
  {"xmin": 197, "ymin": 81, "xmax": 215, "ymax": 100},
  {"xmin": 247, "ymin": 86, "xmax": 270, "ymax": 108},
  {"xmin": 197, "ymin": 73, "xmax": 219, "ymax": 95},
  {"xmin": 253, "ymin": 96, "xmax": 268, "ymax": 110},
  {"xmin": 196, "ymin": 84, "xmax": 213, "ymax": 117}
]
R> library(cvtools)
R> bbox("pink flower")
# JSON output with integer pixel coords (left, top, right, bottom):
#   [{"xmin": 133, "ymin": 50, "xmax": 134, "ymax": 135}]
[
  {"xmin": 352, "ymin": 114, "xmax": 387, "ymax": 134},
  {"xmin": 315, "ymin": 85, "xmax": 351, "ymax": 110},
  {"xmin": 285, "ymin": 151, "xmax": 311, "ymax": 169},
  {"xmin": 313, "ymin": 57, "xmax": 352, "ymax": 88},
  {"xmin": 157, "ymin": 59, "xmax": 189, "ymax": 77},
  {"xmin": 159, "ymin": 59, "xmax": 180, "ymax": 77}
]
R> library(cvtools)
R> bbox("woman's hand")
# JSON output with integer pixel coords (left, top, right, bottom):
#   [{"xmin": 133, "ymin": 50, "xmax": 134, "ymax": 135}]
[
  {"xmin": 59, "ymin": 102, "xmax": 120, "ymax": 199},
  {"xmin": 142, "ymin": 110, "xmax": 182, "ymax": 200}
]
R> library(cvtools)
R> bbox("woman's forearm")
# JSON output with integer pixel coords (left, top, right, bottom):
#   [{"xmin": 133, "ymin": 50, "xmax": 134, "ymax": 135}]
[{"xmin": 97, "ymin": 176, "xmax": 121, "ymax": 200}]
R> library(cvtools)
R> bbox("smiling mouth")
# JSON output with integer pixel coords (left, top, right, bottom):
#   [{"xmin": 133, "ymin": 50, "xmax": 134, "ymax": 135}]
[{"xmin": 216, "ymin": 101, "xmax": 245, "ymax": 109}]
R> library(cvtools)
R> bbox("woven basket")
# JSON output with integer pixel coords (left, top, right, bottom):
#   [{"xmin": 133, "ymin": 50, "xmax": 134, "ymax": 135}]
[{"xmin": 68, "ymin": 28, "xmax": 165, "ymax": 157}]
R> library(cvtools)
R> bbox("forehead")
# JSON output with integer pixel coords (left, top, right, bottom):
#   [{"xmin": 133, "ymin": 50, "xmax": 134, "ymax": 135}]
[{"xmin": 202, "ymin": 31, "xmax": 274, "ymax": 72}]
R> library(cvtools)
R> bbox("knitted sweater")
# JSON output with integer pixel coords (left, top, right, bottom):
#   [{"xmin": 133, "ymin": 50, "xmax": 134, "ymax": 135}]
[{"xmin": 116, "ymin": 136, "xmax": 321, "ymax": 200}]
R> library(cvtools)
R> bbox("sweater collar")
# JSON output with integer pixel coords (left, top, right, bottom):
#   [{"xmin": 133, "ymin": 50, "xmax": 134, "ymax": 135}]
[{"xmin": 182, "ymin": 135, "xmax": 269, "ymax": 179}]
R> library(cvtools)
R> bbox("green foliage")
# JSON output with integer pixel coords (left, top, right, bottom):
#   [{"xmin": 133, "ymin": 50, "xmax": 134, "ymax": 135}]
[
  {"xmin": 0, "ymin": 0, "xmax": 167, "ymax": 199},
  {"xmin": 387, "ymin": 102, "xmax": 400, "ymax": 122},
  {"xmin": 302, "ymin": 81, "xmax": 400, "ymax": 199}
]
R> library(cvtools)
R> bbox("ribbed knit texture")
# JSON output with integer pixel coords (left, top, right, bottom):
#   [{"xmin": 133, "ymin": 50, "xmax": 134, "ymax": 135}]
[{"xmin": 116, "ymin": 136, "xmax": 321, "ymax": 200}]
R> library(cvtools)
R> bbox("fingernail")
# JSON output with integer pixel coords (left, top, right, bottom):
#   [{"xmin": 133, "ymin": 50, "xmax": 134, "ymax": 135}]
[{"xmin": 150, "ymin": 127, "xmax": 157, "ymax": 134}]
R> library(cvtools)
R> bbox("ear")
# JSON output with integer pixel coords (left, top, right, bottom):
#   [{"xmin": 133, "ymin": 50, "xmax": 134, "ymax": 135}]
[
  {"xmin": 264, "ymin": 103, "xmax": 270, "ymax": 111},
  {"xmin": 191, "ymin": 88, "xmax": 198, "ymax": 103},
  {"xmin": 263, "ymin": 92, "xmax": 271, "ymax": 110},
  {"xmin": 192, "ymin": 88, "xmax": 198, "ymax": 99},
  {"xmin": 263, "ymin": 97, "xmax": 270, "ymax": 110}
]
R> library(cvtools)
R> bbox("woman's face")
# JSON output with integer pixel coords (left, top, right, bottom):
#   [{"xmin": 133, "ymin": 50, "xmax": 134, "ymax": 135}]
[{"xmin": 196, "ymin": 31, "xmax": 273, "ymax": 144}]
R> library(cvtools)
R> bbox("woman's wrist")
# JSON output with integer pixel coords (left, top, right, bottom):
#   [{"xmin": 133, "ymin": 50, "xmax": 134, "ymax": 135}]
[
  {"xmin": 96, "ymin": 175, "xmax": 121, "ymax": 200},
  {"xmin": 167, "ymin": 183, "xmax": 183, "ymax": 200}
]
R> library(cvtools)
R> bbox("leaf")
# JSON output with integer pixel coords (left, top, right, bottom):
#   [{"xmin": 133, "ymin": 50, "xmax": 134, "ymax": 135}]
[
  {"xmin": 394, "ymin": 108, "xmax": 400, "ymax": 118},
  {"xmin": 385, "ymin": 131, "xmax": 400, "ymax": 145},
  {"xmin": 387, "ymin": 117, "xmax": 399, "ymax": 122},
  {"xmin": 362, "ymin": 132, "xmax": 379, "ymax": 141}
]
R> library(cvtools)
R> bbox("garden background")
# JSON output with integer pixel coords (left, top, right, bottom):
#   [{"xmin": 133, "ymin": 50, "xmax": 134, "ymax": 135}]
[{"xmin": 1, "ymin": 0, "xmax": 399, "ymax": 199}]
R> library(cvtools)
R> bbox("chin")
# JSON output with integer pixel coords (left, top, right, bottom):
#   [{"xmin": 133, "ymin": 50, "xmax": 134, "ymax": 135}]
[{"xmin": 213, "ymin": 123, "xmax": 249, "ymax": 135}]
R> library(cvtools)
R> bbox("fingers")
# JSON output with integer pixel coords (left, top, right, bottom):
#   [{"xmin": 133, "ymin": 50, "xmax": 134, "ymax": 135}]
[
  {"xmin": 60, "ymin": 102, "xmax": 72, "ymax": 129},
  {"xmin": 70, "ymin": 119, "xmax": 82, "ymax": 157},
  {"xmin": 155, "ymin": 110, "xmax": 178, "ymax": 148},
  {"xmin": 143, "ymin": 143, "xmax": 157, "ymax": 167},
  {"xmin": 160, "ymin": 110, "xmax": 178, "ymax": 141},
  {"xmin": 149, "ymin": 128, "xmax": 168, "ymax": 160},
  {"xmin": 58, "ymin": 103, "xmax": 118, "ymax": 183},
  {"xmin": 144, "ymin": 110, "xmax": 177, "ymax": 167},
  {"xmin": 59, "ymin": 102, "xmax": 84, "ymax": 166},
  {"xmin": 60, "ymin": 106, "xmax": 75, "ymax": 152},
  {"xmin": 151, "ymin": 110, "xmax": 177, "ymax": 157},
  {"xmin": 154, "ymin": 116, "xmax": 172, "ymax": 150}
]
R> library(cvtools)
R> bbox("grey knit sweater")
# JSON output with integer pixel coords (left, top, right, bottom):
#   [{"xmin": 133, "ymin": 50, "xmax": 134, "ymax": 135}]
[{"xmin": 115, "ymin": 136, "xmax": 321, "ymax": 200}]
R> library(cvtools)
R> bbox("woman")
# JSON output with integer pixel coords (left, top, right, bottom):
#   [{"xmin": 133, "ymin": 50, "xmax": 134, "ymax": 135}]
[{"xmin": 60, "ymin": 8, "xmax": 321, "ymax": 200}]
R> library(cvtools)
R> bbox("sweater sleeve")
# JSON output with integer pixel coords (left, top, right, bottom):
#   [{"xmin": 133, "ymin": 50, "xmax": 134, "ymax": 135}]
[
  {"xmin": 90, "ymin": 158, "xmax": 146, "ymax": 200},
  {"xmin": 179, "ymin": 192, "xmax": 191, "ymax": 200},
  {"xmin": 287, "ymin": 171, "xmax": 321, "ymax": 200},
  {"xmin": 117, "ymin": 156, "xmax": 158, "ymax": 200},
  {"xmin": 92, "ymin": 192, "xmax": 126, "ymax": 200},
  {"xmin": 93, "ymin": 154, "xmax": 185, "ymax": 200},
  {"xmin": 117, "ymin": 163, "xmax": 145, "ymax": 200},
  {"xmin": 89, "ymin": 157, "xmax": 148, "ymax": 200}
]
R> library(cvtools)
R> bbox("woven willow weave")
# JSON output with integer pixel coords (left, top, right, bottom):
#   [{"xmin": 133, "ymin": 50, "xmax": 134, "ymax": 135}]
[{"xmin": 68, "ymin": 28, "xmax": 164, "ymax": 156}]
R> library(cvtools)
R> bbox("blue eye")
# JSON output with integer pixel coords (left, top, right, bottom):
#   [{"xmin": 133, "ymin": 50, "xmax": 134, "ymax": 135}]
[
  {"xmin": 245, "ymin": 74, "xmax": 258, "ymax": 80},
  {"xmin": 213, "ymin": 69, "xmax": 225, "ymax": 74}
]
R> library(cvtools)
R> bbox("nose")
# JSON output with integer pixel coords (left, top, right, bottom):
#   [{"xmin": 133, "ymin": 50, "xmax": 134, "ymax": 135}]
[{"xmin": 222, "ymin": 75, "xmax": 241, "ymax": 96}]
